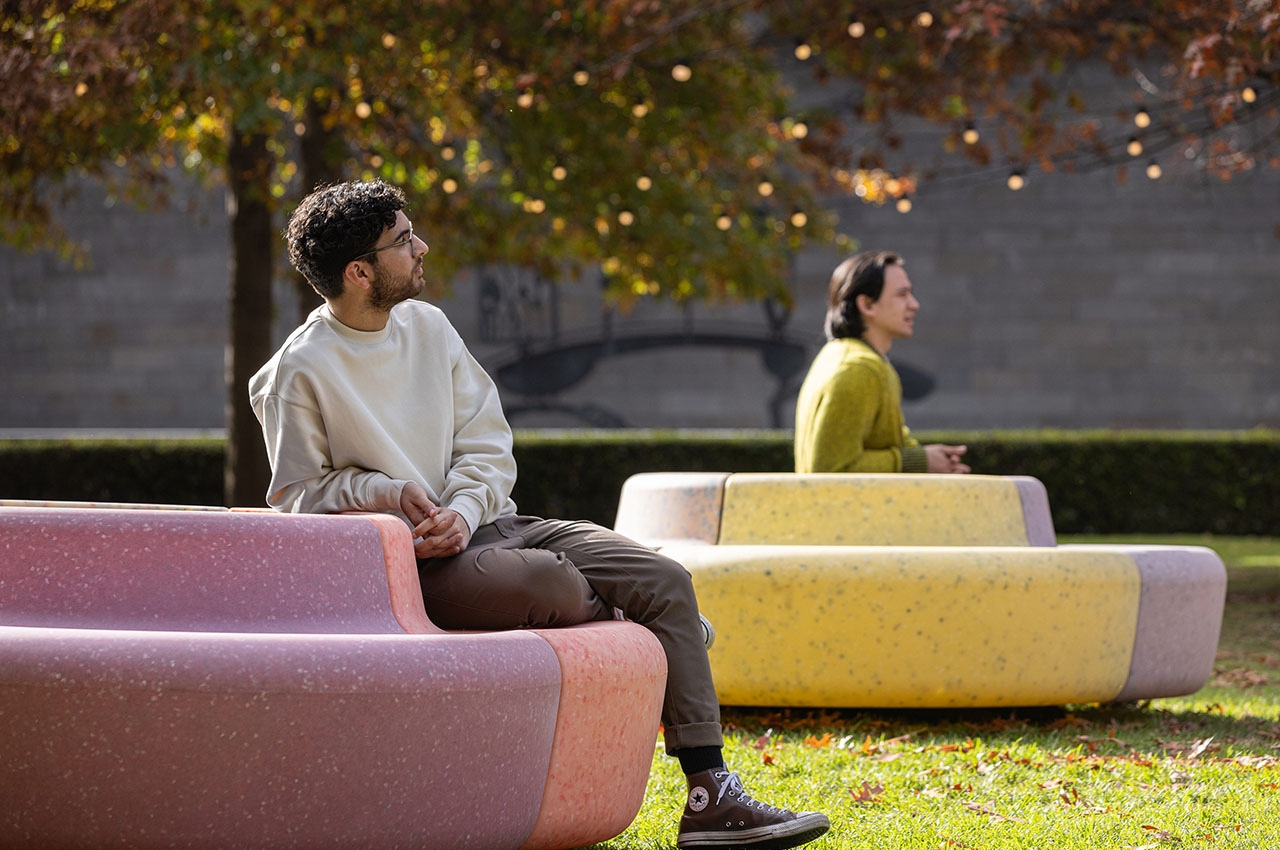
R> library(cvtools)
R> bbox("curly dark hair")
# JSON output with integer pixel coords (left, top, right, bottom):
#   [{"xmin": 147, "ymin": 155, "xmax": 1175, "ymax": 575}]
[
  {"xmin": 823, "ymin": 250, "xmax": 903, "ymax": 341},
  {"xmin": 284, "ymin": 180, "xmax": 406, "ymax": 298}
]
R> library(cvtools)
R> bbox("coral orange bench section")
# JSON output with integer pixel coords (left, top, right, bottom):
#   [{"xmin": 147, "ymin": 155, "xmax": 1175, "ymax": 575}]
[
  {"xmin": 0, "ymin": 504, "xmax": 665, "ymax": 850},
  {"xmin": 615, "ymin": 472, "xmax": 1225, "ymax": 709}
]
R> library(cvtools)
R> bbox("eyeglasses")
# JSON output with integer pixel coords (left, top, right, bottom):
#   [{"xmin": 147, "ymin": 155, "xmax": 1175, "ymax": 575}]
[{"xmin": 354, "ymin": 226, "xmax": 414, "ymax": 261}]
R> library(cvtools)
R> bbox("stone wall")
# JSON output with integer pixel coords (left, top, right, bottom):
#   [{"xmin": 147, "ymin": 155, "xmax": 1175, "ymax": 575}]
[{"xmin": 2, "ymin": 151, "xmax": 1277, "ymax": 433}]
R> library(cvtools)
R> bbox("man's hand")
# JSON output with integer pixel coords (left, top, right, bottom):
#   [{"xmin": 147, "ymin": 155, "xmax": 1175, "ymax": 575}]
[
  {"xmin": 400, "ymin": 482, "xmax": 471, "ymax": 558},
  {"xmin": 924, "ymin": 443, "xmax": 971, "ymax": 474}
]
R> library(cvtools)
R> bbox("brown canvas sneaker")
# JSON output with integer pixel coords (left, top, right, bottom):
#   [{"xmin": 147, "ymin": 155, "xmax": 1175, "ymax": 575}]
[{"xmin": 677, "ymin": 769, "xmax": 830, "ymax": 849}]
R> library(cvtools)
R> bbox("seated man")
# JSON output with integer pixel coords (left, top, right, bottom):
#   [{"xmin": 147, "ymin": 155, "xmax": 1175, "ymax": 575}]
[
  {"xmin": 249, "ymin": 179, "xmax": 830, "ymax": 850},
  {"xmin": 795, "ymin": 250, "xmax": 970, "ymax": 474}
]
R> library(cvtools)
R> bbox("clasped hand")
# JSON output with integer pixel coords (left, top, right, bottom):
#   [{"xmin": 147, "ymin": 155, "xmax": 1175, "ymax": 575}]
[{"xmin": 399, "ymin": 481, "xmax": 472, "ymax": 558}]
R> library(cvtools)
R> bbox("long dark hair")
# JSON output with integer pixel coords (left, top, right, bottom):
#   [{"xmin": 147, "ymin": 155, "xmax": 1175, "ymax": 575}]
[{"xmin": 823, "ymin": 251, "xmax": 903, "ymax": 340}]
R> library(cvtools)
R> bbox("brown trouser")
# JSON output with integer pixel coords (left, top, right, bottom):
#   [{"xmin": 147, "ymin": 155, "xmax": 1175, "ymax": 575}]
[{"xmin": 417, "ymin": 515, "xmax": 723, "ymax": 753}]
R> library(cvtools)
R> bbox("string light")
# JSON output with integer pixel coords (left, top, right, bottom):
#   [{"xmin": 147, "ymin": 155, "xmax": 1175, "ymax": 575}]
[
  {"xmin": 847, "ymin": 17, "xmax": 865, "ymax": 38},
  {"xmin": 632, "ymin": 99, "xmax": 649, "ymax": 118},
  {"xmin": 573, "ymin": 66, "xmax": 589, "ymax": 86},
  {"xmin": 1146, "ymin": 159, "xmax": 1162, "ymax": 180},
  {"xmin": 441, "ymin": 145, "xmax": 456, "ymax": 160},
  {"xmin": 671, "ymin": 61, "xmax": 692, "ymax": 82},
  {"xmin": 517, "ymin": 90, "xmax": 535, "ymax": 109},
  {"xmin": 757, "ymin": 180, "xmax": 775, "ymax": 197},
  {"xmin": 896, "ymin": 196, "xmax": 912, "ymax": 213},
  {"xmin": 716, "ymin": 214, "xmax": 732, "ymax": 231},
  {"xmin": 1007, "ymin": 170, "xmax": 1025, "ymax": 190},
  {"xmin": 1242, "ymin": 86, "xmax": 1257, "ymax": 103},
  {"xmin": 1134, "ymin": 108, "xmax": 1151, "ymax": 128},
  {"xmin": 1127, "ymin": 136, "xmax": 1143, "ymax": 156},
  {"xmin": 790, "ymin": 209, "xmax": 808, "ymax": 227},
  {"xmin": 794, "ymin": 39, "xmax": 812, "ymax": 61},
  {"xmin": 552, "ymin": 165, "xmax": 567, "ymax": 180},
  {"xmin": 636, "ymin": 176, "xmax": 652, "ymax": 191},
  {"xmin": 915, "ymin": 11, "xmax": 933, "ymax": 27},
  {"xmin": 618, "ymin": 210, "xmax": 635, "ymax": 226},
  {"xmin": 962, "ymin": 124, "xmax": 979, "ymax": 145},
  {"xmin": 442, "ymin": 178, "xmax": 458, "ymax": 193},
  {"xmin": 791, "ymin": 121, "xmax": 809, "ymax": 139}
]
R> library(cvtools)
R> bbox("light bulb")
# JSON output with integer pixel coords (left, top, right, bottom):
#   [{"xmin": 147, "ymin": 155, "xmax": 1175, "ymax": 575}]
[
  {"xmin": 716, "ymin": 215, "xmax": 732, "ymax": 231},
  {"xmin": 618, "ymin": 210, "xmax": 635, "ymax": 226},
  {"xmin": 896, "ymin": 197, "xmax": 912, "ymax": 213},
  {"xmin": 847, "ymin": 19, "xmax": 865, "ymax": 38},
  {"xmin": 916, "ymin": 12, "xmax": 933, "ymax": 27},
  {"xmin": 962, "ymin": 125, "xmax": 979, "ymax": 145},
  {"xmin": 1127, "ymin": 137, "xmax": 1143, "ymax": 157},
  {"xmin": 790, "ymin": 210, "xmax": 807, "ymax": 227},
  {"xmin": 1146, "ymin": 160, "xmax": 1162, "ymax": 179},
  {"xmin": 573, "ymin": 67, "xmax": 589, "ymax": 86},
  {"xmin": 552, "ymin": 166, "xmax": 567, "ymax": 181},
  {"xmin": 672, "ymin": 62, "xmax": 692, "ymax": 82},
  {"xmin": 794, "ymin": 40, "xmax": 812, "ymax": 61},
  {"xmin": 757, "ymin": 180, "xmax": 774, "ymax": 197},
  {"xmin": 1007, "ymin": 171, "xmax": 1025, "ymax": 190},
  {"xmin": 1134, "ymin": 108, "xmax": 1151, "ymax": 128},
  {"xmin": 636, "ymin": 176, "xmax": 652, "ymax": 191},
  {"xmin": 1242, "ymin": 86, "xmax": 1257, "ymax": 103}
]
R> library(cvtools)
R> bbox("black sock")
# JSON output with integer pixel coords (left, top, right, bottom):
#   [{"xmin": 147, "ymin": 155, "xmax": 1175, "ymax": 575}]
[{"xmin": 676, "ymin": 746, "xmax": 725, "ymax": 777}]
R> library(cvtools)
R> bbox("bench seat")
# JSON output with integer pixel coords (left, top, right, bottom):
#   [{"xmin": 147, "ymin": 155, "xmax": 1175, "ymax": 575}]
[
  {"xmin": 0, "ymin": 505, "xmax": 665, "ymax": 850},
  {"xmin": 615, "ymin": 472, "xmax": 1225, "ymax": 709}
]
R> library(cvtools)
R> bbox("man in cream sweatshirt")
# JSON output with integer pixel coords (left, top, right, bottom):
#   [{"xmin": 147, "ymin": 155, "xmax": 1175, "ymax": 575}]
[{"xmin": 250, "ymin": 180, "xmax": 828, "ymax": 850}]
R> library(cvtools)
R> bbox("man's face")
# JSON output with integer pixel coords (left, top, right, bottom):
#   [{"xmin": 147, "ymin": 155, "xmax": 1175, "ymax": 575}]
[
  {"xmin": 366, "ymin": 211, "xmax": 428, "ymax": 310},
  {"xmin": 862, "ymin": 263, "xmax": 919, "ymax": 340}
]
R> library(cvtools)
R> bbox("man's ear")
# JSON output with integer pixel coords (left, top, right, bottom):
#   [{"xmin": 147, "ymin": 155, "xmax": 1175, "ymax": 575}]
[
  {"xmin": 342, "ymin": 259, "xmax": 375, "ymax": 293},
  {"xmin": 855, "ymin": 292, "xmax": 877, "ymax": 317}
]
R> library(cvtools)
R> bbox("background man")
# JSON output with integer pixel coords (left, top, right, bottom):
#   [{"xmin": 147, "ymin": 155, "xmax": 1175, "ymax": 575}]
[{"xmin": 794, "ymin": 250, "xmax": 970, "ymax": 475}]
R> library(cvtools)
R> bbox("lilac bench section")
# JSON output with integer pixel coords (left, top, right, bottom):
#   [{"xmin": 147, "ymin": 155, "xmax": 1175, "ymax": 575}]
[{"xmin": 0, "ymin": 505, "xmax": 665, "ymax": 850}]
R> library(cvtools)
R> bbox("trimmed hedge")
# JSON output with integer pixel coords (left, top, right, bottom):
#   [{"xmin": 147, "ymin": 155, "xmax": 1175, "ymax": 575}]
[{"xmin": 2, "ymin": 429, "xmax": 1277, "ymax": 536}]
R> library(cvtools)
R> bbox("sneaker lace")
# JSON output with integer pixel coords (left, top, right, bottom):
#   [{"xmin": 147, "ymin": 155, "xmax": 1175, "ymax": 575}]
[{"xmin": 715, "ymin": 771, "xmax": 788, "ymax": 813}]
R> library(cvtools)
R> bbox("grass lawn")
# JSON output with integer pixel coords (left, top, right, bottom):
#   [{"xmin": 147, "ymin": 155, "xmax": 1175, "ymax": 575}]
[{"xmin": 599, "ymin": 535, "xmax": 1280, "ymax": 850}]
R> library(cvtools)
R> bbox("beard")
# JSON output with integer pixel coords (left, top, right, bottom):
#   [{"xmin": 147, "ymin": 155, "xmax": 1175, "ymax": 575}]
[{"xmin": 367, "ymin": 262, "xmax": 419, "ymax": 312}]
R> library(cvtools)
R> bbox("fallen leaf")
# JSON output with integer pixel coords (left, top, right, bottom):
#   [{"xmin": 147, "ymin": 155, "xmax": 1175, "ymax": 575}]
[
  {"xmin": 963, "ymin": 801, "xmax": 1026, "ymax": 823},
  {"xmin": 849, "ymin": 781, "xmax": 885, "ymax": 804}
]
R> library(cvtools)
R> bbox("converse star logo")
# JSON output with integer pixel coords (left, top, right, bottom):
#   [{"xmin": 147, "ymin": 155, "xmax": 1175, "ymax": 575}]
[{"xmin": 687, "ymin": 785, "xmax": 710, "ymax": 812}]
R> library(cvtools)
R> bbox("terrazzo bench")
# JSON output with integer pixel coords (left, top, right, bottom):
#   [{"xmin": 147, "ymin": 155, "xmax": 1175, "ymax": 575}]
[
  {"xmin": 0, "ymin": 503, "xmax": 666, "ymax": 850},
  {"xmin": 614, "ymin": 472, "xmax": 1226, "ymax": 709}
]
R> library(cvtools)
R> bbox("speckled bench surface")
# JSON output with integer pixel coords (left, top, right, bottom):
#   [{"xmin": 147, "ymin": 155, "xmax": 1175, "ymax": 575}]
[
  {"xmin": 0, "ymin": 504, "xmax": 665, "ymax": 850},
  {"xmin": 614, "ymin": 472, "xmax": 1225, "ymax": 709}
]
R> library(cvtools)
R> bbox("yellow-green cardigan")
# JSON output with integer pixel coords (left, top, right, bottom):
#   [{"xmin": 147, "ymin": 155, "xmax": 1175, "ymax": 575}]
[{"xmin": 794, "ymin": 337, "xmax": 929, "ymax": 473}]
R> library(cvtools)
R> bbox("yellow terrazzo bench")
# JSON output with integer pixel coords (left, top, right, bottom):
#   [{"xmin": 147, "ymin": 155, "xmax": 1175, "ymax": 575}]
[{"xmin": 614, "ymin": 473, "xmax": 1226, "ymax": 709}]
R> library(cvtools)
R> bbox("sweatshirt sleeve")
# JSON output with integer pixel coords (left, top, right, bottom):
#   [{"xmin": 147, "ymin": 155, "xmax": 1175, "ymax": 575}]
[
  {"xmin": 803, "ymin": 361, "xmax": 906, "ymax": 473},
  {"xmin": 253, "ymin": 391, "xmax": 408, "ymax": 515},
  {"xmin": 438, "ymin": 331, "xmax": 518, "ymax": 535}
]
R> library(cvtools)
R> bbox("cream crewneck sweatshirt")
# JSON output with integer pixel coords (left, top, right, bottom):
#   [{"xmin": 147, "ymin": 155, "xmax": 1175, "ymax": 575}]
[{"xmin": 249, "ymin": 300, "xmax": 517, "ymax": 534}]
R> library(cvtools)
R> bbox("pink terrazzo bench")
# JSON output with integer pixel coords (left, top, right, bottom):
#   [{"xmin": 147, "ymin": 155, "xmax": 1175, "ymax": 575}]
[{"xmin": 0, "ymin": 504, "xmax": 665, "ymax": 850}]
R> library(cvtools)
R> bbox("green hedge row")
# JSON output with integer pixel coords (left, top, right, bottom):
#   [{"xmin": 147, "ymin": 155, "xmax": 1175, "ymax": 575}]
[{"xmin": 2, "ymin": 429, "xmax": 1277, "ymax": 536}]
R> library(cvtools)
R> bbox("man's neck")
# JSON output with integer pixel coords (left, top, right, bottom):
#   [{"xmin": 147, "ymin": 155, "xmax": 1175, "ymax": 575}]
[
  {"xmin": 327, "ymin": 297, "xmax": 391, "ymax": 332},
  {"xmin": 861, "ymin": 328, "xmax": 892, "ymax": 356}
]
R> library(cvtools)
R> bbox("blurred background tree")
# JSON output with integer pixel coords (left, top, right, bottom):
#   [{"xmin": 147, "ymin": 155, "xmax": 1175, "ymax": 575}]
[{"xmin": 2, "ymin": 0, "xmax": 1275, "ymax": 504}]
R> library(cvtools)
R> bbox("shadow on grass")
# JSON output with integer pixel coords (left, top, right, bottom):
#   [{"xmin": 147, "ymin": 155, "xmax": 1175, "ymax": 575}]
[{"xmin": 721, "ymin": 700, "xmax": 1280, "ymax": 760}]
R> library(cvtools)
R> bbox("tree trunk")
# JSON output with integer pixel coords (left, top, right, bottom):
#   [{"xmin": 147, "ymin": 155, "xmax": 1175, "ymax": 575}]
[
  {"xmin": 224, "ymin": 128, "xmax": 274, "ymax": 507},
  {"xmin": 292, "ymin": 97, "xmax": 343, "ymax": 324}
]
